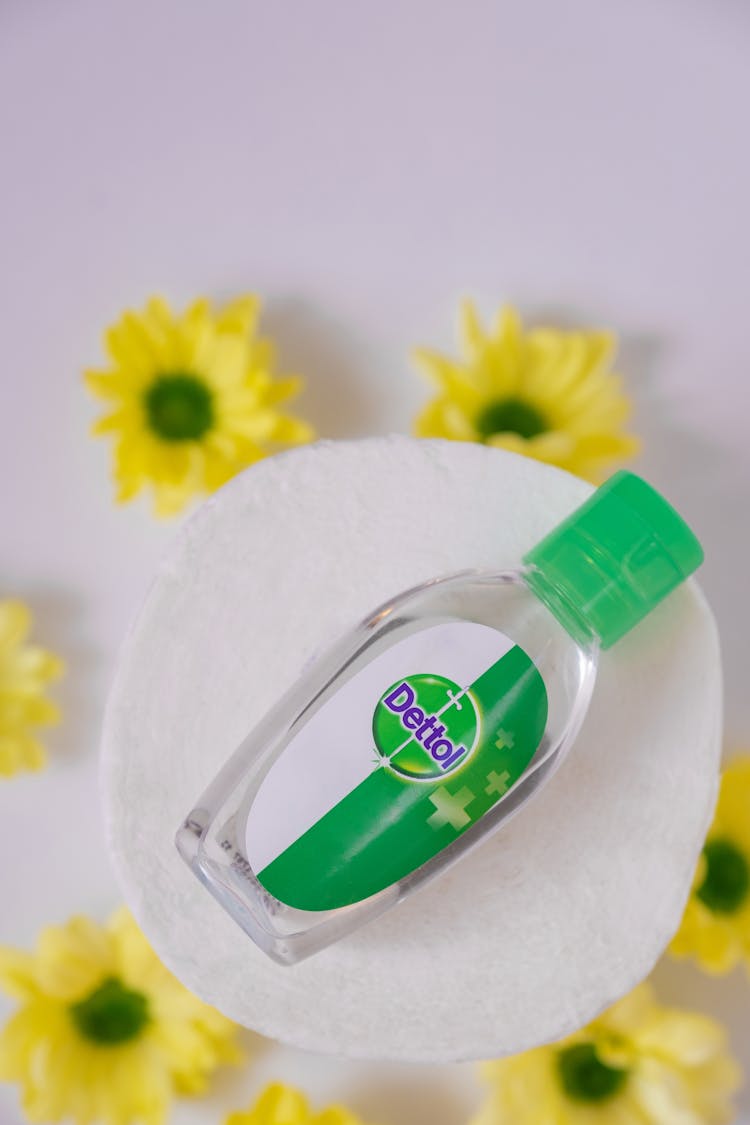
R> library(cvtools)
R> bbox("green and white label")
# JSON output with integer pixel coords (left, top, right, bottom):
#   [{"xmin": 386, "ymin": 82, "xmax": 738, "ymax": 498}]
[{"xmin": 246, "ymin": 622, "xmax": 548, "ymax": 911}]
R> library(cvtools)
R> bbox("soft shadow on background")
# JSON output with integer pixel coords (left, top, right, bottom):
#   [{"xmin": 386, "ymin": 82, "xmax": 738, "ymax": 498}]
[
  {"xmin": 345, "ymin": 1065, "xmax": 480, "ymax": 1125},
  {"xmin": 654, "ymin": 958, "xmax": 750, "ymax": 1116},
  {"xmin": 262, "ymin": 297, "xmax": 392, "ymax": 440},
  {"xmin": 616, "ymin": 331, "xmax": 750, "ymax": 742},
  {"xmin": 15, "ymin": 586, "xmax": 100, "ymax": 764}
]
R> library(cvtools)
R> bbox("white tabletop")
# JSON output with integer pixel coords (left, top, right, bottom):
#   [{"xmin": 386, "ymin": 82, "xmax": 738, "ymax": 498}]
[{"xmin": 1, "ymin": 0, "xmax": 749, "ymax": 1121}]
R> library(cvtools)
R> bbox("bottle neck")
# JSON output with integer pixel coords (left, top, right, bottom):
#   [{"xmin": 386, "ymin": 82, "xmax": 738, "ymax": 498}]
[{"xmin": 522, "ymin": 564, "xmax": 600, "ymax": 650}]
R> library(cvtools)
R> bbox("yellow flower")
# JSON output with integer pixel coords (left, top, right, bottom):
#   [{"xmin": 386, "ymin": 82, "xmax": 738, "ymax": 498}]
[
  {"xmin": 412, "ymin": 301, "xmax": 639, "ymax": 481},
  {"xmin": 0, "ymin": 908, "xmax": 241, "ymax": 1125},
  {"xmin": 85, "ymin": 294, "xmax": 315, "ymax": 516},
  {"xmin": 0, "ymin": 599, "xmax": 63, "ymax": 778},
  {"xmin": 670, "ymin": 754, "xmax": 750, "ymax": 974},
  {"xmin": 225, "ymin": 1083, "xmax": 368, "ymax": 1125},
  {"xmin": 472, "ymin": 983, "xmax": 740, "ymax": 1125}
]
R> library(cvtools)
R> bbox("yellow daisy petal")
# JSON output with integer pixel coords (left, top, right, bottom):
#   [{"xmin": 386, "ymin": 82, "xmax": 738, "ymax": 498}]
[
  {"xmin": 316, "ymin": 1108, "xmax": 368, "ymax": 1125},
  {"xmin": 262, "ymin": 373, "xmax": 305, "ymax": 406},
  {"xmin": 0, "ymin": 949, "xmax": 39, "ymax": 1001},
  {"xmin": 10, "ymin": 645, "xmax": 64, "ymax": 682},
  {"xmin": 269, "ymin": 415, "xmax": 316, "ymax": 445},
  {"xmin": 247, "ymin": 336, "xmax": 277, "ymax": 372},
  {"xmin": 139, "ymin": 296, "xmax": 184, "ymax": 369},
  {"xmin": 714, "ymin": 755, "xmax": 750, "ymax": 848},
  {"xmin": 492, "ymin": 304, "xmax": 523, "ymax": 349},
  {"xmin": 411, "ymin": 348, "xmax": 476, "ymax": 397},
  {"xmin": 0, "ymin": 600, "xmax": 63, "ymax": 779},
  {"xmin": 85, "ymin": 294, "xmax": 314, "ymax": 516},
  {"xmin": 204, "ymin": 333, "xmax": 251, "ymax": 389},
  {"xmin": 0, "ymin": 733, "xmax": 46, "ymax": 775},
  {"xmin": 152, "ymin": 484, "xmax": 195, "ymax": 518},
  {"xmin": 630, "ymin": 1056, "xmax": 707, "ymax": 1125},
  {"xmin": 634, "ymin": 1010, "xmax": 728, "ymax": 1066},
  {"xmin": 0, "ymin": 601, "xmax": 31, "ymax": 651},
  {"xmin": 106, "ymin": 313, "xmax": 160, "ymax": 373},
  {"xmin": 35, "ymin": 915, "xmax": 115, "ymax": 1000},
  {"xmin": 412, "ymin": 302, "xmax": 638, "ymax": 482},
  {"xmin": 564, "ymin": 433, "xmax": 642, "ymax": 481},
  {"xmin": 108, "ymin": 907, "xmax": 168, "ymax": 991},
  {"xmin": 670, "ymin": 752, "xmax": 750, "ymax": 974},
  {"xmin": 593, "ymin": 981, "xmax": 656, "ymax": 1036},
  {"xmin": 671, "ymin": 899, "xmax": 747, "ymax": 973},
  {"xmin": 85, "ymin": 367, "xmax": 141, "ymax": 400},
  {"xmin": 0, "ymin": 910, "xmax": 240, "ymax": 1125},
  {"xmin": 459, "ymin": 298, "xmax": 487, "ymax": 360},
  {"xmin": 91, "ymin": 406, "xmax": 143, "ymax": 435},
  {"xmin": 215, "ymin": 294, "xmax": 261, "ymax": 336},
  {"xmin": 485, "ymin": 429, "xmax": 576, "ymax": 469},
  {"xmin": 472, "ymin": 981, "xmax": 739, "ymax": 1125},
  {"xmin": 485, "ymin": 305, "xmax": 524, "ymax": 396},
  {"xmin": 414, "ymin": 397, "xmax": 477, "ymax": 441},
  {"xmin": 224, "ymin": 1083, "xmax": 370, "ymax": 1125},
  {"xmin": 528, "ymin": 330, "xmax": 616, "ymax": 407},
  {"xmin": 222, "ymin": 406, "xmax": 279, "ymax": 443}
]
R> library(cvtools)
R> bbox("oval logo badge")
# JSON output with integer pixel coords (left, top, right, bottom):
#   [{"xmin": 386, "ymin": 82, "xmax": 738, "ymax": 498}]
[{"xmin": 372, "ymin": 673, "xmax": 479, "ymax": 780}]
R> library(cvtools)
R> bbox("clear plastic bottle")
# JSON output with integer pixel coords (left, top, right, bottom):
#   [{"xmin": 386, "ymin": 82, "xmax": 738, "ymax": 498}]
[{"xmin": 177, "ymin": 472, "xmax": 704, "ymax": 964}]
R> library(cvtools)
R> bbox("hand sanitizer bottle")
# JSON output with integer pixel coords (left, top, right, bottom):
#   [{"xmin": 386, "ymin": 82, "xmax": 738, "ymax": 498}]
[{"xmin": 177, "ymin": 471, "xmax": 704, "ymax": 964}]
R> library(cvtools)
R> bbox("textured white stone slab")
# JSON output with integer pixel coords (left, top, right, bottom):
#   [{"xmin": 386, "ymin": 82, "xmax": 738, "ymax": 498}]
[{"xmin": 102, "ymin": 437, "xmax": 722, "ymax": 1062}]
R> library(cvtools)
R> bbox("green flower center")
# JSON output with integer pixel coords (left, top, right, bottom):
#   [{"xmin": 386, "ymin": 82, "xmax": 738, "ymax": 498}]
[
  {"xmin": 70, "ymin": 976, "xmax": 150, "ymax": 1046},
  {"xmin": 696, "ymin": 838, "xmax": 750, "ymax": 914},
  {"xmin": 475, "ymin": 396, "xmax": 547, "ymax": 441},
  {"xmin": 144, "ymin": 373, "xmax": 214, "ymax": 441},
  {"xmin": 557, "ymin": 1043, "xmax": 628, "ymax": 1104}
]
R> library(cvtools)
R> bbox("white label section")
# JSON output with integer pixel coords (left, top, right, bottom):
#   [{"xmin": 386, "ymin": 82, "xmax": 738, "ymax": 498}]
[{"xmin": 245, "ymin": 621, "xmax": 513, "ymax": 874}]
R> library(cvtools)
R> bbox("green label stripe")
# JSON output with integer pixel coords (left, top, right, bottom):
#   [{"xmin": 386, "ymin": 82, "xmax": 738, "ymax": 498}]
[{"xmin": 257, "ymin": 644, "xmax": 548, "ymax": 911}]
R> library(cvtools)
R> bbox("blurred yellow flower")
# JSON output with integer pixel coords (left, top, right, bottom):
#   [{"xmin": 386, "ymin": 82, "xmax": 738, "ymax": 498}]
[
  {"xmin": 0, "ymin": 908, "xmax": 241, "ymax": 1125},
  {"xmin": 85, "ymin": 294, "xmax": 315, "ymax": 516},
  {"xmin": 413, "ymin": 301, "xmax": 639, "ymax": 481},
  {"xmin": 671, "ymin": 754, "xmax": 750, "ymax": 974},
  {"xmin": 225, "ymin": 1083, "xmax": 368, "ymax": 1125},
  {"xmin": 0, "ymin": 599, "xmax": 63, "ymax": 778},
  {"xmin": 472, "ymin": 982, "xmax": 740, "ymax": 1125}
]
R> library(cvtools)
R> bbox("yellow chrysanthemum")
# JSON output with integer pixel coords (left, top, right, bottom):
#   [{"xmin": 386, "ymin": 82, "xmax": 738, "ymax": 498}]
[
  {"xmin": 85, "ymin": 294, "xmax": 315, "ymax": 516},
  {"xmin": 670, "ymin": 754, "xmax": 750, "ymax": 974},
  {"xmin": 0, "ymin": 908, "xmax": 241, "ymax": 1125},
  {"xmin": 472, "ymin": 982, "xmax": 740, "ymax": 1125},
  {"xmin": 413, "ymin": 301, "xmax": 639, "ymax": 481},
  {"xmin": 225, "ymin": 1083, "xmax": 368, "ymax": 1125},
  {"xmin": 0, "ymin": 599, "xmax": 63, "ymax": 778}
]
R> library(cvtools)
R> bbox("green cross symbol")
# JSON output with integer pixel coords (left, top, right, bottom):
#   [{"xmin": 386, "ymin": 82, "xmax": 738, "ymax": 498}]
[
  {"xmin": 426, "ymin": 786, "xmax": 475, "ymax": 831},
  {"xmin": 485, "ymin": 769, "xmax": 512, "ymax": 797},
  {"xmin": 494, "ymin": 728, "xmax": 515, "ymax": 750}
]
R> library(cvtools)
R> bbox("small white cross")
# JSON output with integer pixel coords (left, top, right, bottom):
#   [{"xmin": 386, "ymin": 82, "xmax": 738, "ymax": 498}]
[
  {"xmin": 485, "ymin": 769, "xmax": 512, "ymax": 797},
  {"xmin": 494, "ymin": 728, "xmax": 515, "ymax": 751},
  {"xmin": 426, "ymin": 786, "xmax": 475, "ymax": 831},
  {"xmin": 445, "ymin": 688, "xmax": 466, "ymax": 711}
]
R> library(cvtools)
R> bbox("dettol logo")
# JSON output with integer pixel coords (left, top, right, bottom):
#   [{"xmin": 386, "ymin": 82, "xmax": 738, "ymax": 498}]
[{"xmin": 372, "ymin": 673, "xmax": 480, "ymax": 780}]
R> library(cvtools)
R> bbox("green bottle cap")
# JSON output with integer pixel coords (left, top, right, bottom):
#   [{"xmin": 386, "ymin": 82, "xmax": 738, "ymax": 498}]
[{"xmin": 523, "ymin": 471, "xmax": 704, "ymax": 649}]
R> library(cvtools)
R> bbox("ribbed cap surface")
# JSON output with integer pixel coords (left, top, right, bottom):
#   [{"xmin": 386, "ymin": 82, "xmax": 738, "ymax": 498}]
[{"xmin": 523, "ymin": 472, "xmax": 704, "ymax": 649}]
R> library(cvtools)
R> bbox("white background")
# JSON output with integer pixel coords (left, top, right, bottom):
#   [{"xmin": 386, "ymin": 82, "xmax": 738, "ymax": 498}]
[{"xmin": 1, "ymin": 1, "xmax": 749, "ymax": 1122}]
